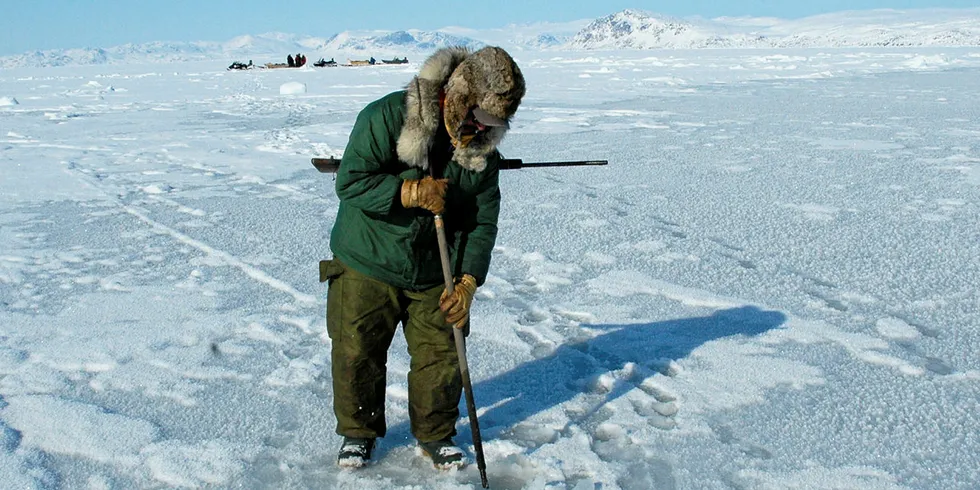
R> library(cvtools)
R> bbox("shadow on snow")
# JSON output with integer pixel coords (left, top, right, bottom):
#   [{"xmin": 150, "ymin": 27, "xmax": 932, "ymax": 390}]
[{"xmin": 382, "ymin": 305, "xmax": 786, "ymax": 451}]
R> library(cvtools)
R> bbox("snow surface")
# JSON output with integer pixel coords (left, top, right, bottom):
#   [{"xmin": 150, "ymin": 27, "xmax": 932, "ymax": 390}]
[{"xmin": 1, "ymin": 45, "xmax": 979, "ymax": 489}]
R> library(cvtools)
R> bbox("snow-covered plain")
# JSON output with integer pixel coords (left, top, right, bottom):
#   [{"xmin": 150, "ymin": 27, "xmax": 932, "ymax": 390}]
[{"xmin": 1, "ymin": 47, "xmax": 979, "ymax": 489}]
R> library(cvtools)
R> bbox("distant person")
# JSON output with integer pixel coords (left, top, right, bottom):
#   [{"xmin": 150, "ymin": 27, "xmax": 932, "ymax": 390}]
[
  {"xmin": 321, "ymin": 46, "xmax": 524, "ymax": 471},
  {"xmin": 369, "ymin": 56, "xmax": 376, "ymax": 65},
  {"xmin": 287, "ymin": 54, "xmax": 295, "ymax": 67}
]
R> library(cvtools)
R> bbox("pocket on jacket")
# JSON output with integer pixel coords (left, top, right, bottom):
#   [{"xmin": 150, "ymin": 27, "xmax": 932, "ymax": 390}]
[{"xmin": 319, "ymin": 259, "xmax": 345, "ymax": 283}]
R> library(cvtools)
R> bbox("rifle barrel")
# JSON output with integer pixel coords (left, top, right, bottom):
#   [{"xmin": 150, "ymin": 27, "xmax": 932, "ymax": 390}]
[
  {"xmin": 311, "ymin": 157, "xmax": 608, "ymax": 173},
  {"xmin": 500, "ymin": 159, "xmax": 608, "ymax": 169}
]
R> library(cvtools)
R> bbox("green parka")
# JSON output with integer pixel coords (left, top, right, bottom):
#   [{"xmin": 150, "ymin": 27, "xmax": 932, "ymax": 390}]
[{"xmin": 329, "ymin": 90, "xmax": 501, "ymax": 291}]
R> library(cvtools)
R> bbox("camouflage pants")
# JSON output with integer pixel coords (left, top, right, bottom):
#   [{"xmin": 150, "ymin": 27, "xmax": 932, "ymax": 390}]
[{"xmin": 322, "ymin": 259, "xmax": 461, "ymax": 443}]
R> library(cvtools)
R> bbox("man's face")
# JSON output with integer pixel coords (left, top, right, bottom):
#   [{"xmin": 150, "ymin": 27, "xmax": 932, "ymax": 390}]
[{"xmin": 459, "ymin": 109, "xmax": 488, "ymax": 137}]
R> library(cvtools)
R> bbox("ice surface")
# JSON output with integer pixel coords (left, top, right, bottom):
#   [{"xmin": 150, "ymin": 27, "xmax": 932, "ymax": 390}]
[{"xmin": 1, "ymin": 45, "xmax": 978, "ymax": 489}]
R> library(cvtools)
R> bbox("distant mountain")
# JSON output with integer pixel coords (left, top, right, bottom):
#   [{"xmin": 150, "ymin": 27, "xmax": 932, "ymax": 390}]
[
  {"xmin": 0, "ymin": 19, "xmax": 593, "ymax": 69},
  {"xmin": 569, "ymin": 9, "xmax": 766, "ymax": 49},
  {"xmin": 1, "ymin": 41, "xmax": 224, "ymax": 69},
  {"xmin": 3, "ymin": 9, "xmax": 980, "ymax": 68},
  {"xmin": 0, "ymin": 30, "xmax": 484, "ymax": 69},
  {"xmin": 566, "ymin": 8, "xmax": 980, "ymax": 49},
  {"xmin": 315, "ymin": 29, "xmax": 481, "ymax": 52},
  {"xmin": 761, "ymin": 9, "xmax": 980, "ymax": 48},
  {"xmin": 438, "ymin": 20, "xmax": 590, "ymax": 50}
]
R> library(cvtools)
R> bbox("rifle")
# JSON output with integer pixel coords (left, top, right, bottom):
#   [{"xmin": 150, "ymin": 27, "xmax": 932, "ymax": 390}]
[{"xmin": 311, "ymin": 157, "xmax": 607, "ymax": 173}]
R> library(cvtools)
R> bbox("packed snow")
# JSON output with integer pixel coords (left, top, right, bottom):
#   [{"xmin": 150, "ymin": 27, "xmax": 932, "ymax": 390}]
[{"xmin": 1, "ymin": 45, "xmax": 979, "ymax": 489}]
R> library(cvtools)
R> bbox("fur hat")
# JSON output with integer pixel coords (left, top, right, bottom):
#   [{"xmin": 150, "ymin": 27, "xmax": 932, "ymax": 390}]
[
  {"xmin": 443, "ymin": 46, "xmax": 525, "ymax": 138},
  {"xmin": 443, "ymin": 46, "xmax": 525, "ymax": 171}
]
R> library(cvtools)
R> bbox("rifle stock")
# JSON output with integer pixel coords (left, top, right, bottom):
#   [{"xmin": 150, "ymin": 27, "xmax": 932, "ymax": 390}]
[{"xmin": 311, "ymin": 157, "xmax": 607, "ymax": 173}]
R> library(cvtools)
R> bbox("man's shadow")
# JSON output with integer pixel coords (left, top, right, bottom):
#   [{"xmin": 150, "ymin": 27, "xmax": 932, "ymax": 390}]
[{"xmin": 381, "ymin": 305, "xmax": 786, "ymax": 450}]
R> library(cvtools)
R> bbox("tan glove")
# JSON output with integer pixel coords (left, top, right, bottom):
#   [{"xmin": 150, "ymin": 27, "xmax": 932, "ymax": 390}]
[
  {"xmin": 401, "ymin": 176, "xmax": 448, "ymax": 215},
  {"xmin": 439, "ymin": 274, "xmax": 477, "ymax": 329}
]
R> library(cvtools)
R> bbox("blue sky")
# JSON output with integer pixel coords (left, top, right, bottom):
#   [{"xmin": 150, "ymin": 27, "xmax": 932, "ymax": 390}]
[{"xmin": 2, "ymin": 0, "xmax": 978, "ymax": 55}]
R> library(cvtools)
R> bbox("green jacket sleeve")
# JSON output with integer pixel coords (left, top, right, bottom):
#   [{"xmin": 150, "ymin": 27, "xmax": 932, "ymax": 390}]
[
  {"xmin": 335, "ymin": 96, "xmax": 403, "ymax": 215},
  {"xmin": 457, "ymin": 162, "xmax": 501, "ymax": 286}
]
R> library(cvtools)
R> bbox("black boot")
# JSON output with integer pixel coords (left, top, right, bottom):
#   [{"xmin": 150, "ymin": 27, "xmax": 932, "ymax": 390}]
[
  {"xmin": 337, "ymin": 437, "xmax": 375, "ymax": 468},
  {"xmin": 418, "ymin": 438, "xmax": 465, "ymax": 469}
]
